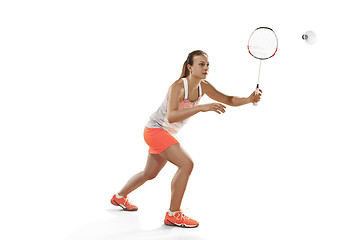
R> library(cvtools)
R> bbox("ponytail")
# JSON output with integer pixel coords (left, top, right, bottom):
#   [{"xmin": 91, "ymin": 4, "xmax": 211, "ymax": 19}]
[
  {"xmin": 179, "ymin": 60, "xmax": 190, "ymax": 79},
  {"xmin": 178, "ymin": 50, "xmax": 208, "ymax": 80}
]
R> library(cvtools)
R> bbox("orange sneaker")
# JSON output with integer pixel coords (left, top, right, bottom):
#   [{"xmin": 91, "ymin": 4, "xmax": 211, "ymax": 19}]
[
  {"xmin": 110, "ymin": 194, "xmax": 138, "ymax": 211},
  {"xmin": 164, "ymin": 210, "xmax": 199, "ymax": 228}
]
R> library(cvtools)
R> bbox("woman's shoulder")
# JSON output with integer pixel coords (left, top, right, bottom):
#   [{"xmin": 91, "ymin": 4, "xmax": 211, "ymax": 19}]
[
  {"xmin": 168, "ymin": 79, "xmax": 185, "ymax": 99},
  {"xmin": 170, "ymin": 79, "xmax": 185, "ymax": 91},
  {"xmin": 200, "ymin": 79, "xmax": 210, "ymax": 86},
  {"xmin": 200, "ymin": 79, "xmax": 212, "ymax": 94}
]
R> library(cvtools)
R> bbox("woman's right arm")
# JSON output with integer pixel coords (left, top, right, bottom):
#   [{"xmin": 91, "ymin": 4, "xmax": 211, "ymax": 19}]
[{"xmin": 166, "ymin": 81, "xmax": 226, "ymax": 123}]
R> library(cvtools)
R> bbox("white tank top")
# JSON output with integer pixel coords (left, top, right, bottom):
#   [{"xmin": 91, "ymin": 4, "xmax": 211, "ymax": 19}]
[{"xmin": 146, "ymin": 78, "xmax": 202, "ymax": 135}]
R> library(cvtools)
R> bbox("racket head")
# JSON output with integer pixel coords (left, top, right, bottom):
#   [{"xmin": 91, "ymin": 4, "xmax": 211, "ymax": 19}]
[{"xmin": 248, "ymin": 27, "xmax": 278, "ymax": 60}]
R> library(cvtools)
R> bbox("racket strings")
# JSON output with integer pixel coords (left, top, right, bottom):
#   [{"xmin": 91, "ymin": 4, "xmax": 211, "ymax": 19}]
[{"xmin": 248, "ymin": 27, "xmax": 278, "ymax": 60}]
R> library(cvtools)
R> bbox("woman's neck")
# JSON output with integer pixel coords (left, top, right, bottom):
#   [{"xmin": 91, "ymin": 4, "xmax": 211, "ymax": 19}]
[{"xmin": 186, "ymin": 76, "xmax": 202, "ymax": 90}]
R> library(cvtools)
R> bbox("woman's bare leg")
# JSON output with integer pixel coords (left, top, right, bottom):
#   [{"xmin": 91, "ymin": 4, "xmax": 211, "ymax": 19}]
[
  {"xmin": 160, "ymin": 144, "xmax": 194, "ymax": 212},
  {"xmin": 118, "ymin": 153, "xmax": 167, "ymax": 196}
]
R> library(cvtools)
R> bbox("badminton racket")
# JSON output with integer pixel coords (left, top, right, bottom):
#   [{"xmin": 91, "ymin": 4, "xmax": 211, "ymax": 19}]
[{"xmin": 247, "ymin": 27, "xmax": 278, "ymax": 106}]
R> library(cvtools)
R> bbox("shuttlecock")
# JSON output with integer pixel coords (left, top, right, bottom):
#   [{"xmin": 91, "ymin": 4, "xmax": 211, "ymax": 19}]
[{"xmin": 302, "ymin": 30, "xmax": 317, "ymax": 45}]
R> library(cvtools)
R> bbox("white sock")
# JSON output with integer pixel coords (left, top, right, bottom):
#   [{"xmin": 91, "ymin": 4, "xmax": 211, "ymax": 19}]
[
  {"xmin": 116, "ymin": 194, "xmax": 123, "ymax": 199},
  {"xmin": 168, "ymin": 210, "xmax": 178, "ymax": 216}
]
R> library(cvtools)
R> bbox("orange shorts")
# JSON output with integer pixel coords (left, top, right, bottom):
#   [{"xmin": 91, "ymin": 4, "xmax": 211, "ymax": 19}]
[{"xmin": 143, "ymin": 127, "xmax": 179, "ymax": 154}]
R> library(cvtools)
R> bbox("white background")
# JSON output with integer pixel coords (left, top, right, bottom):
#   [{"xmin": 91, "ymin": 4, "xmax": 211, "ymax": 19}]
[{"xmin": 1, "ymin": 0, "xmax": 359, "ymax": 239}]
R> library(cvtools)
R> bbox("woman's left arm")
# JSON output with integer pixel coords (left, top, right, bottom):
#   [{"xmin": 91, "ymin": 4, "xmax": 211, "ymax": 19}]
[{"xmin": 201, "ymin": 80, "xmax": 261, "ymax": 106}]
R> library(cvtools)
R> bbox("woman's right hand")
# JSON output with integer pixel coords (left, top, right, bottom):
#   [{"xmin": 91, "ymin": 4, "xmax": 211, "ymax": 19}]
[{"xmin": 200, "ymin": 103, "xmax": 226, "ymax": 114}]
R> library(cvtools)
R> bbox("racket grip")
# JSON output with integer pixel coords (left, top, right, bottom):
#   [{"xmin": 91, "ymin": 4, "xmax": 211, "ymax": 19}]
[{"xmin": 253, "ymin": 85, "xmax": 259, "ymax": 106}]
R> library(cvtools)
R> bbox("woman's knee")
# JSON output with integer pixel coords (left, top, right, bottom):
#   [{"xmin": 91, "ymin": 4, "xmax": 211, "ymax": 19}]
[
  {"xmin": 142, "ymin": 170, "xmax": 158, "ymax": 181},
  {"xmin": 180, "ymin": 158, "xmax": 194, "ymax": 174}
]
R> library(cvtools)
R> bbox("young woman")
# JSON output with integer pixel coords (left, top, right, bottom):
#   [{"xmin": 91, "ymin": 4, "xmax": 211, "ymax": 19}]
[{"xmin": 110, "ymin": 50, "xmax": 261, "ymax": 228}]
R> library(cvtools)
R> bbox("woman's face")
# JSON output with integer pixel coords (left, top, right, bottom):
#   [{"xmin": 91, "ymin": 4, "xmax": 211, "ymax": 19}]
[{"xmin": 188, "ymin": 55, "xmax": 209, "ymax": 79}]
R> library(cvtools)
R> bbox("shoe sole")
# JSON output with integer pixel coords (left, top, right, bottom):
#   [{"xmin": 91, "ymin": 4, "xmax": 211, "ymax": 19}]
[
  {"xmin": 111, "ymin": 199, "xmax": 138, "ymax": 211},
  {"xmin": 164, "ymin": 219, "xmax": 199, "ymax": 228}
]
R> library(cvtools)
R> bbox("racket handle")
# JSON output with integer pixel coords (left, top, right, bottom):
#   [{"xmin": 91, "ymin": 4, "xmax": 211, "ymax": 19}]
[{"xmin": 253, "ymin": 84, "xmax": 259, "ymax": 106}]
